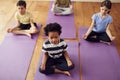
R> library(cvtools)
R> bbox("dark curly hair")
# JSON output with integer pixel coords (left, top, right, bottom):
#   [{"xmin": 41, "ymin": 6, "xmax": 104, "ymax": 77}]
[
  {"xmin": 44, "ymin": 23, "xmax": 62, "ymax": 36},
  {"xmin": 17, "ymin": 0, "xmax": 26, "ymax": 8}
]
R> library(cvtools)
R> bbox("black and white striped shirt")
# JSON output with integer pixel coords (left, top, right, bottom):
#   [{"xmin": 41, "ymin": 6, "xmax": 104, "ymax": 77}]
[{"xmin": 42, "ymin": 39, "xmax": 68, "ymax": 59}]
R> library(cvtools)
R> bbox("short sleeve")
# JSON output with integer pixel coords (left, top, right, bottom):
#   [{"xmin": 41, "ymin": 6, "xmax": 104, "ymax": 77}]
[
  {"xmin": 29, "ymin": 12, "xmax": 33, "ymax": 20},
  {"xmin": 91, "ymin": 14, "xmax": 96, "ymax": 21},
  {"xmin": 63, "ymin": 41, "xmax": 68, "ymax": 51},
  {"xmin": 108, "ymin": 16, "xmax": 113, "ymax": 24},
  {"xmin": 42, "ymin": 42, "xmax": 47, "ymax": 52},
  {"xmin": 15, "ymin": 12, "xmax": 19, "ymax": 21}
]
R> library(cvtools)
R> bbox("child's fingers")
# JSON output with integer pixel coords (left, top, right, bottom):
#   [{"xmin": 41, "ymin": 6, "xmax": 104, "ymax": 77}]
[{"xmin": 40, "ymin": 65, "xmax": 45, "ymax": 71}]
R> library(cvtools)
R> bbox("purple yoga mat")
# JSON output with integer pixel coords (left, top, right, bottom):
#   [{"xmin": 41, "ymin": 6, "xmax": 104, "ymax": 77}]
[
  {"xmin": 79, "ymin": 27, "xmax": 120, "ymax": 80},
  {"xmin": 34, "ymin": 42, "xmax": 80, "ymax": 80},
  {"xmin": 0, "ymin": 24, "xmax": 41, "ymax": 80},
  {"xmin": 44, "ymin": 2, "xmax": 76, "ymax": 39}
]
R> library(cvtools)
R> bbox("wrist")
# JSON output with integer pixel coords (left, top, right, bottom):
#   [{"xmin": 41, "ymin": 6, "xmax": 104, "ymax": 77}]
[
  {"xmin": 66, "ymin": 59, "xmax": 71, "ymax": 62},
  {"xmin": 41, "ymin": 63, "xmax": 45, "ymax": 66}
]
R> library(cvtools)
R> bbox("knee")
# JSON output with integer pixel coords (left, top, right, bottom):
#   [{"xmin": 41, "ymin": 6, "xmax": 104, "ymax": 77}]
[
  {"xmin": 63, "ymin": 8, "xmax": 73, "ymax": 15},
  {"xmin": 69, "ymin": 63, "xmax": 74, "ymax": 70},
  {"xmin": 68, "ymin": 8, "xmax": 73, "ymax": 14},
  {"xmin": 30, "ymin": 28, "xmax": 38, "ymax": 34},
  {"xmin": 85, "ymin": 37, "xmax": 90, "ymax": 41}
]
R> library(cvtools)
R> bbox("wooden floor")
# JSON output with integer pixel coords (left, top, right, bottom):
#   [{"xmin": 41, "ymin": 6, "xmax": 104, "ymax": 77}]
[{"xmin": 0, "ymin": 0, "xmax": 120, "ymax": 80}]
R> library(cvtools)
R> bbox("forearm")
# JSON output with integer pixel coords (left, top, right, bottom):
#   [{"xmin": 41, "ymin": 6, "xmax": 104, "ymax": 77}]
[
  {"xmin": 64, "ymin": 51, "xmax": 71, "ymax": 62},
  {"xmin": 85, "ymin": 26, "xmax": 93, "ymax": 36},
  {"xmin": 85, "ymin": 20, "xmax": 94, "ymax": 36},
  {"xmin": 106, "ymin": 26, "xmax": 113, "ymax": 39},
  {"xmin": 16, "ymin": 20, "xmax": 20, "ymax": 27},
  {"xmin": 11, "ymin": 21, "xmax": 20, "ymax": 30},
  {"xmin": 52, "ymin": 1, "xmax": 57, "ymax": 12},
  {"xmin": 30, "ymin": 19, "xmax": 35, "ymax": 27},
  {"xmin": 41, "ymin": 53, "xmax": 48, "ymax": 66},
  {"xmin": 64, "ymin": 51, "xmax": 73, "ymax": 67}
]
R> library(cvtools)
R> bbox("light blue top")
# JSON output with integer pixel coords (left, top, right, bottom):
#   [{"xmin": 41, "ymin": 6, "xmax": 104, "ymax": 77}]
[{"xmin": 92, "ymin": 13, "xmax": 112, "ymax": 33}]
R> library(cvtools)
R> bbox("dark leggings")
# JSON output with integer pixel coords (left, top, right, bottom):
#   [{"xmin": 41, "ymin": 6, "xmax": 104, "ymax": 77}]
[
  {"xmin": 86, "ymin": 31, "xmax": 111, "ymax": 42},
  {"xmin": 39, "ymin": 55, "xmax": 74, "ymax": 75},
  {"xmin": 19, "ymin": 23, "xmax": 38, "ymax": 30}
]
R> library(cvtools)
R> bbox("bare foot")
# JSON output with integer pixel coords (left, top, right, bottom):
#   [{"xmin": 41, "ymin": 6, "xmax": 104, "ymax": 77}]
[
  {"xmin": 26, "ymin": 33, "xmax": 32, "ymax": 38},
  {"xmin": 92, "ymin": 35, "xmax": 97, "ymax": 38},
  {"xmin": 100, "ymin": 40, "xmax": 111, "ymax": 45},
  {"xmin": 63, "ymin": 71, "xmax": 71, "ymax": 76},
  {"xmin": 54, "ymin": 13, "xmax": 62, "ymax": 16}
]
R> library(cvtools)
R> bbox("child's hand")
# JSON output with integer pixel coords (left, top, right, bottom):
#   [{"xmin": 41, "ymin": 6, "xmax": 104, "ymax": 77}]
[
  {"xmin": 67, "ymin": 60, "xmax": 73, "ymax": 67},
  {"xmin": 83, "ymin": 35, "xmax": 87, "ymax": 39},
  {"xmin": 7, "ymin": 28, "xmax": 13, "ymax": 33},
  {"xmin": 70, "ymin": 5, "xmax": 73, "ymax": 9},
  {"xmin": 40, "ymin": 64, "xmax": 45, "ymax": 71}
]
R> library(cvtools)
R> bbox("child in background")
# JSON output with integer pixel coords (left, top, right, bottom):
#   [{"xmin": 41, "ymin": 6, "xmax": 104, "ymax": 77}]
[
  {"xmin": 39, "ymin": 23, "xmax": 74, "ymax": 76},
  {"xmin": 7, "ymin": 0, "xmax": 39, "ymax": 38},
  {"xmin": 51, "ymin": 0, "xmax": 73, "ymax": 15},
  {"xmin": 83, "ymin": 0, "xmax": 115, "ymax": 45}
]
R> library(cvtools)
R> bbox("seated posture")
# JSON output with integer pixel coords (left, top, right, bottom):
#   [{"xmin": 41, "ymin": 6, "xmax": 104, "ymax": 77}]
[
  {"xmin": 51, "ymin": 0, "xmax": 73, "ymax": 15},
  {"xmin": 7, "ymin": 0, "xmax": 39, "ymax": 38},
  {"xmin": 39, "ymin": 23, "xmax": 74, "ymax": 76},
  {"xmin": 83, "ymin": 0, "xmax": 115, "ymax": 45}
]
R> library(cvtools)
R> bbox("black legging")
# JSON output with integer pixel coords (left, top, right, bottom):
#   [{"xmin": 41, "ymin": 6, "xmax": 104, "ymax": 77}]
[
  {"xmin": 19, "ymin": 23, "xmax": 38, "ymax": 30},
  {"xmin": 39, "ymin": 55, "xmax": 74, "ymax": 75},
  {"xmin": 86, "ymin": 31, "xmax": 111, "ymax": 42}
]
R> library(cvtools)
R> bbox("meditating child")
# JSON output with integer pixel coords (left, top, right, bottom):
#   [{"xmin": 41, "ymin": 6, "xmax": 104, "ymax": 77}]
[
  {"xmin": 7, "ymin": 0, "xmax": 39, "ymax": 38},
  {"xmin": 51, "ymin": 0, "xmax": 73, "ymax": 15},
  {"xmin": 39, "ymin": 23, "xmax": 74, "ymax": 76},
  {"xmin": 83, "ymin": 0, "xmax": 115, "ymax": 45}
]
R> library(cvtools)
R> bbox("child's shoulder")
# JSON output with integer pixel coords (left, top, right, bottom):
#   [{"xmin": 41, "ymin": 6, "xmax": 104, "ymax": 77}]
[
  {"xmin": 59, "ymin": 39, "xmax": 67, "ymax": 44},
  {"xmin": 93, "ymin": 12, "xmax": 99, "ymax": 16},
  {"xmin": 15, "ymin": 11, "xmax": 19, "ymax": 15},
  {"xmin": 25, "ymin": 11, "xmax": 31, "ymax": 15},
  {"xmin": 15, "ymin": 11, "xmax": 31, "ymax": 16},
  {"xmin": 44, "ymin": 40, "xmax": 50, "ymax": 45},
  {"xmin": 60, "ymin": 38, "xmax": 64, "ymax": 42},
  {"xmin": 92, "ymin": 13, "xmax": 100, "ymax": 18},
  {"xmin": 106, "ymin": 14, "xmax": 112, "ymax": 21},
  {"xmin": 107, "ymin": 14, "xmax": 112, "ymax": 18}
]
